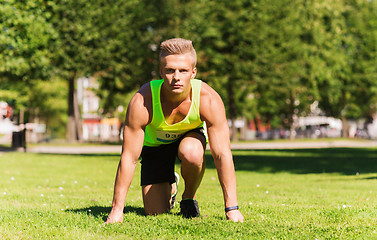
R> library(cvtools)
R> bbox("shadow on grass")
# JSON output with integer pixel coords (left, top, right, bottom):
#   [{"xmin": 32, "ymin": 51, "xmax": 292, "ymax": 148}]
[
  {"xmin": 31, "ymin": 147, "xmax": 377, "ymax": 175},
  {"xmin": 0, "ymin": 145, "xmax": 13, "ymax": 152},
  {"xmin": 67, "ymin": 205, "xmax": 145, "ymax": 221},
  {"xmin": 204, "ymin": 148, "xmax": 377, "ymax": 175}
]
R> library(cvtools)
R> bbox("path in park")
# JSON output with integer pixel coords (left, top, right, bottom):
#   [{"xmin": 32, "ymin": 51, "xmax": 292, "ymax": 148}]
[{"xmin": 18, "ymin": 139, "xmax": 377, "ymax": 154}]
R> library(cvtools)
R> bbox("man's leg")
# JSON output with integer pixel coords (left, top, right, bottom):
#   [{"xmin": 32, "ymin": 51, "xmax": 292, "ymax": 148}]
[
  {"xmin": 178, "ymin": 132, "xmax": 206, "ymax": 200},
  {"xmin": 140, "ymin": 143, "xmax": 178, "ymax": 215},
  {"xmin": 142, "ymin": 182, "xmax": 172, "ymax": 215}
]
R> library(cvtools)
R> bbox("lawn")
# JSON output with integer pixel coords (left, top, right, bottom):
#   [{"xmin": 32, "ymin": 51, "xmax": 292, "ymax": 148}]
[{"xmin": 1, "ymin": 147, "xmax": 377, "ymax": 239}]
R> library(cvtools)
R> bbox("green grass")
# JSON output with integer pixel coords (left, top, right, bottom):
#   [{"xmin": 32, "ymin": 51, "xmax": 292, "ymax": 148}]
[
  {"xmin": 1, "ymin": 148, "xmax": 377, "ymax": 239},
  {"xmin": 233, "ymin": 137, "xmax": 374, "ymax": 143}
]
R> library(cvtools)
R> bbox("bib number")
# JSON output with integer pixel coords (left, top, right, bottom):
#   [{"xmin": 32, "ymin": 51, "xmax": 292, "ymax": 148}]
[{"xmin": 156, "ymin": 131, "xmax": 183, "ymax": 143}]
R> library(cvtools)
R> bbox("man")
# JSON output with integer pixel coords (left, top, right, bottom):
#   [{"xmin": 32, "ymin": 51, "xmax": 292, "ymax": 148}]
[{"xmin": 105, "ymin": 38, "xmax": 244, "ymax": 223}]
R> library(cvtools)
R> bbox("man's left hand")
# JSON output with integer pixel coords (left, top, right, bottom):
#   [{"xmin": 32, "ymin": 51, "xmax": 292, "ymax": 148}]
[{"xmin": 226, "ymin": 210, "xmax": 244, "ymax": 222}]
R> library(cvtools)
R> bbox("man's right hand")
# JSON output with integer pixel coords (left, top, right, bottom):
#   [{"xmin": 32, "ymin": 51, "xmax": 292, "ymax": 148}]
[{"xmin": 104, "ymin": 208, "xmax": 124, "ymax": 224}]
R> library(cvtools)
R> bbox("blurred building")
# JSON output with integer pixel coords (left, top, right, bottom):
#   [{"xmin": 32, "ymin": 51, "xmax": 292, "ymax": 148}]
[
  {"xmin": 0, "ymin": 102, "xmax": 16, "ymax": 144},
  {"xmin": 0, "ymin": 102, "xmax": 16, "ymax": 145},
  {"xmin": 367, "ymin": 114, "xmax": 377, "ymax": 139},
  {"xmin": 77, "ymin": 77, "xmax": 121, "ymax": 142},
  {"xmin": 0, "ymin": 101, "xmax": 13, "ymax": 120},
  {"xmin": 296, "ymin": 116, "xmax": 342, "ymax": 138}
]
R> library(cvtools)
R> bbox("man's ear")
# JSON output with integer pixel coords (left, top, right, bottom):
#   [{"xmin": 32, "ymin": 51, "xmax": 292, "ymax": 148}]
[{"xmin": 191, "ymin": 67, "xmax": 197, "ymax": 79}]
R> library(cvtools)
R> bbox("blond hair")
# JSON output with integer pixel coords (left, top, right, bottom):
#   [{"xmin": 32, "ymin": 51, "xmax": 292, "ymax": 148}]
[{"xmin": 159, "ymin": 38, "xmax": 197, "ymax": 67}]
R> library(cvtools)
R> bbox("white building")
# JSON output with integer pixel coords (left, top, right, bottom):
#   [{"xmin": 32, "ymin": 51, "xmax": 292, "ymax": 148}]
[{"xmin": 77, "ymin": 77, "xmax": 121, "ymax": 142}]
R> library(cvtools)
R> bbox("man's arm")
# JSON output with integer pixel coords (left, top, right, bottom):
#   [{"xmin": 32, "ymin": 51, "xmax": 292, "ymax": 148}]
[
  {"xmin": 200, "ymin": 83, "xmax": 244, "ymax": 223},
  {"xmin": 105, "ymin": 88, "xmax": 150, "ymax": 224}
]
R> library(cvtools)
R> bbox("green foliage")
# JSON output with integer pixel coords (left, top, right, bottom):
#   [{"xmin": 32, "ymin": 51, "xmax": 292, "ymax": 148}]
[
  {"xmin": 0, "ymin": 0, "xmax": 64, "ymax": 136},
  {"xmin": 166, "ymin": 0, "xmax": 376, "ymax": 130},
  {"xmin": 92, "ymin": 0, "xmax": 159, "ymax": 114},
  {"xmin": 306, "ymin": 0, "xmax": 355, "ymax": 119},
  {"xmin": 345, "ymin": 0, "xmax": 377, "ymax": 119},
  {"xmin": 2, "ymin": 148, "xmax": 377, "ymax": 238},
  {"xmin": 0, "ymin": 0, "xmax": 55, "ymax": 82},
  {"xmin": 0, "ymin": 81, "xmax": 28, "ymax": 110},
  {"xmin": 0, "ymin": 78, "xmax": 67, "ymax": 137},
  {"xmin": 27, "ymin": 79, "xmax": 68, "ymax": 137},
  {"xmin": 249, "ymin": 0, "xmax": 317, "ymax": 127},
  {"xmin": 45, "ymin": 0, "xmax": 158, "ymax": 109},
  {"xmin": 161, "ymin": 0, "xmax": 258, "ymax": 120},
  {"xmin": 1, "ymin": 0, "xmax": 376, "ymax": 137}
]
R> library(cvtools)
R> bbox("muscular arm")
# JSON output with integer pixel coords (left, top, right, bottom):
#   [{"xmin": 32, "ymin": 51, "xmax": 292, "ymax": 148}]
[
  {"xmin": 200, "ymin": 83, "xmax": 244, "ymax": 223},
  {"xmin": 105, "ymin": 86, "xmax": 151, "ymax": 224}
]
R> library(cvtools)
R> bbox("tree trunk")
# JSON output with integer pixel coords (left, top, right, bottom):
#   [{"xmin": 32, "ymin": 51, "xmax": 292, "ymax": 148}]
[
  {"xmin": 227, "ymin": 82, "xmax": 238, "ymax": 141},
  {"xmin": 289, "ymin": 121, "xmax": 295, "ymax": 140},
  {"xmin": 67, "ymin": 76, "xmax": 82, "ymax": 142},
  {"xmin": 19, "ymin": 108, "xmax": 25, "ymax": 125},
  {"xmin": 240, "ymin": 116, "xmax": 246, "ymax": 140},
  {"xmin": 289, "ymin": 95, "xmax": 296, "ymax": 140},
  {"xmin": 74, "ymin": 90, "xmax": 83, "ymax": 142},
  {"xmin": 230, "ymin": 118, "xmax": 237, "ymax": 141},
  {"xmin": 340, "ymin": 91, "xmax": 349, "ymax": 138},
  {"xmin": 341, "ymin": 116, "xmax": 349, "ymax": 138}
]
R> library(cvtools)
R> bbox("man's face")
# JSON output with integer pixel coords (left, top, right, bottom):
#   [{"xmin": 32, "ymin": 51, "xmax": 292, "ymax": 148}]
[{"xmin": 160, "ymin": 53, "xmax": 197, "ymax": 95}]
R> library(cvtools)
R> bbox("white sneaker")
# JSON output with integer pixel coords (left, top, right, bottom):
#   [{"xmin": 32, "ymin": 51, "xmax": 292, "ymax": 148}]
[{"xmin": 170, "ymin": 172, "xmax": 180, "ymax": 210}]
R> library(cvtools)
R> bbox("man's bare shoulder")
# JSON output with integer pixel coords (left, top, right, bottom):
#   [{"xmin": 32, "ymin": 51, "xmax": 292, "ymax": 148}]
[
  {"xmin": 126, "ymin": 82, "xmax": 152, "ymax": 127},
  {"xmin": 200, "ymin": 81, "xmax": 223, "ymax": 106},
  {"xmin": 199, "ymin": 82, "xmax": 225, "ymax": 123}
]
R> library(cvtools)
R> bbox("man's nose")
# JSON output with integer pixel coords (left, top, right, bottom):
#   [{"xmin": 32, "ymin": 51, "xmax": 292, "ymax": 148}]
[{"xmin": 173, "ymin": 70, "xmax": 180, "ymax": 80}]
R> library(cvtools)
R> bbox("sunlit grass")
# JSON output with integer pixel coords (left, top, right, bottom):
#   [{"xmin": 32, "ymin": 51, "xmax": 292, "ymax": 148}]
[{"xmin": 1, "ymin": 148, "xmax": 377, "ymax": 239}]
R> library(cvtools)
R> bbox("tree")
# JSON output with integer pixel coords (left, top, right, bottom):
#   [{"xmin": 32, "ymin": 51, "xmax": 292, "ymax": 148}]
[
  {"xmin": 27, "ymin": 79, "xmax": 68, "ymax": 138},
  {"xmin": 137, "ymin": 0, "xmax": 377, "ymax": 140},
  {"xmin": 46, "ymin": 0, "xmax": 158, "ymax": 142},
  {"xmin": 309, "ymin": 0, "xmax": 369, "ymax": 137},
  {"xmin": 94, "ymin": 0, "xmax": 160, "ymax": 115},
  {"xmin": 0, "ymin": 0, "xmax": 55, "ymax": 84},
  {"xmin": 345, "ymin": 0, "xmax": 377, "ymax": 133},
  {"xmin": 244, "ymin": 0, "xmax": 319, "ymax": 139},
  {"xmin": 0, "ymin": 0, "xmax": 66, "ymax": 140},
  {"xmin": 159, "ymin": 0, "xmax": 259, "ymax": 140}
]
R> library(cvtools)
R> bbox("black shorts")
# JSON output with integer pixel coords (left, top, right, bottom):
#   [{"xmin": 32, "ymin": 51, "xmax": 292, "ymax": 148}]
[{"xmin": 140, "ymin": 127, "xmax": 206, "ymax": 186}]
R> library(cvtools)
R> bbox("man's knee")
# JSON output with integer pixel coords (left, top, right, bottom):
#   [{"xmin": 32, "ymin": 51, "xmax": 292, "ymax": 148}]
[
  {"xmin": 178, "ymin": 141, "xmax": 204, "ymax": 165},
  {"xmin": 142, "ymin": 183, "xmax": 171, "ymax": 215},
  {"xmin": 178, "ymin": 132, "xmax": 206, "ymax": 173}
]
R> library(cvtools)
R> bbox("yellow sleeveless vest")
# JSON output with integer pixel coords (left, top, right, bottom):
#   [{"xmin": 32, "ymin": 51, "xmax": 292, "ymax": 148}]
[{"xmin": 143, "ymin": 79, "xmax": 204, "ymax": 147}]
